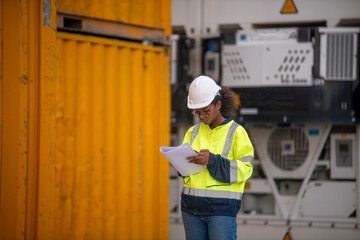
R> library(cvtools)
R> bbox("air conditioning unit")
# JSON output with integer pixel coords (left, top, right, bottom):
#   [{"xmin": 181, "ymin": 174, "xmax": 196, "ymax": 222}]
[{"xmin": 250, "ymin": 125, "xmax": 329, "ymax": 179}]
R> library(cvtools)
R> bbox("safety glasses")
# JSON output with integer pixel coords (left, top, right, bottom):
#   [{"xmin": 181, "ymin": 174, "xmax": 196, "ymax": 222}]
[{"xmin": 192, "ymin": 105, "xmax": 215, "ymax": 118}]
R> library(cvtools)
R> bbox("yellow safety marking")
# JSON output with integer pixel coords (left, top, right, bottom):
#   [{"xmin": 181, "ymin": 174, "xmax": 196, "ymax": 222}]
[
  {"xmin": 283, "ymin": 231, "xmax": 293, "ymax": 240},
  {"xmin": 235, "ymin": 93, "xmax": 242, "ymax": 107},
  {"xmin": 280, "ymin": 0, "xmax": 298, "ymax": 14}
]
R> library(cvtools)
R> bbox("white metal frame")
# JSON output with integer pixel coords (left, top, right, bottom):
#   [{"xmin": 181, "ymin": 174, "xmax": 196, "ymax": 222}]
[
  {"xmin": 246, "ymin": 125, "xmax": 332, "ymax": 219},
  {"xmin": 241, "ymin": 124, "xmax": 360, "ymax": 228},
  {"xmin": 288, "ymin": 125, "xmax": 332, "ymax": 220}
]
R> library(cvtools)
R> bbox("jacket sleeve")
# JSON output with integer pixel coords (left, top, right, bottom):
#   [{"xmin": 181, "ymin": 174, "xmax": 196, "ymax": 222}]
[{"xmin": 207, "ymin": 126, "xmax": 254, "ymax": 183}]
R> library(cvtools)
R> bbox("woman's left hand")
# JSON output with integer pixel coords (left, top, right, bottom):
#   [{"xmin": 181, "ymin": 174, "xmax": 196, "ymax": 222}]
[{"xmin": 186, "ymin": 149, "xmax": 210, "ymax": 165}]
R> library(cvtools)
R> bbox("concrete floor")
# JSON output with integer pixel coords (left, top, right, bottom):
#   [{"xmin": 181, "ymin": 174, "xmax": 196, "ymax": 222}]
[
  {"xmin": 169, "ymin": 223, "xmax": 186, "ymax": 240},
  {"xmin": 169, "ymin": 222, "xmax": 360, "ymax": 240}
]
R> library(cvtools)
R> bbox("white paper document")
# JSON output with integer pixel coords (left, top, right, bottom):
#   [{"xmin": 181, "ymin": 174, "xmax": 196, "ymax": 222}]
[{"xmin": 160, "ymin": 142, "xmax": 206, "ymax": 176}]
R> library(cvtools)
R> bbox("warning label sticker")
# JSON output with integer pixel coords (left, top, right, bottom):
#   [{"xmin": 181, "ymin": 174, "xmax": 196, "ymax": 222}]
[{"xmin": 281, "ymin": 0, "xmax": 298, "ymax": 14}]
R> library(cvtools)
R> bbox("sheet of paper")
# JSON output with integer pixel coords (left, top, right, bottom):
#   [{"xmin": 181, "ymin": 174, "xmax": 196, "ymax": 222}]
[{"xmin": 160, "ymin": 142, "xmax": 206, "ymax": 176}]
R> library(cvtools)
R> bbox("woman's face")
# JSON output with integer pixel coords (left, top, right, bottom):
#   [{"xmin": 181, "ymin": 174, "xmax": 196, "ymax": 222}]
[{"xmin": 193, "ymin": 101, "xmax": 221, "ymax": 125}]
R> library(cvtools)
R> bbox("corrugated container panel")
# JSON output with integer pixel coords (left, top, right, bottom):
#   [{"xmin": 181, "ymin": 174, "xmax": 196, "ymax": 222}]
[
  {"xmin": 57, "ymin": 0, "xmax": 171, "ymax": 36},
  {"xmin": 56, "ymin": 32, "xmax": 170, "ymax": 240},
  {"xmin": 0, "ymin": 0, "xmax": 57, "ymax": 239},
  {"xmin": 0, "ymin": 0, "xmax": 3, "ymax": 199}
]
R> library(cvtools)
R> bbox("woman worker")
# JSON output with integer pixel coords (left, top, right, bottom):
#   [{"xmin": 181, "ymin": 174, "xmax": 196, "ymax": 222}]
[{"xmin": 181, "ymin": 75, "xmax": 254, "ymax": 240}]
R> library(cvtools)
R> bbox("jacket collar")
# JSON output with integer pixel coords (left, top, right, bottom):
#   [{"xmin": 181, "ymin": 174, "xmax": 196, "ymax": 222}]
[
  {"xmin": 219, "ymin": 114, "xmax": 232, "ymax": 126},
  {"xmin": 204, "ymin": 114, "xmax": 233, "ymax": 130}
]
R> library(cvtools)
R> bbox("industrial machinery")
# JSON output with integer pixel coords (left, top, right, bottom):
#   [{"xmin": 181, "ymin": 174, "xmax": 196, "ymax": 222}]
[
  {"xmin": 220, "ymin": 26, "xmax": 360, "ymax": 227},
  {"xmin": 170, "ymin": 1, "xmax": 360, "ymax": 239},
  {"xmin": 170, "ymin": 26, "xmax": 360, "ymax": 240},
  {"xmin": 221, "ymin": 27, "xmax": 359, "ymax": 124}
]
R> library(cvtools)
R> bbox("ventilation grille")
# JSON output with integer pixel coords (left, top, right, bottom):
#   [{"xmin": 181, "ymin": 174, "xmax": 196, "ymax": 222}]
[
  {"xmin": 267, "ymin": 128, "xmax": 308, "ymax": 171},
  {"xmin": 324, "ymin": 33, "xmax": 357, "ymax": 80},
  {"xmin": 223, "ymin": 51, "xmax": 250, "ymax": 81},
  {"xmin": 276, "ymin": 48, "xmax": 311, "ymax": 84}
]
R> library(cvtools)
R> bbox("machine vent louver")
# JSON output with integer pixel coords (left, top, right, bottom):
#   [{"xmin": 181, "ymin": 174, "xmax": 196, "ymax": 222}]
[
  {"xmin": 326, "ymin": 34, "xmax": 354, "ymax": 79},
  {"xmin": 320, "ymin": 29, "xmax": 359, "ymax": 81}
]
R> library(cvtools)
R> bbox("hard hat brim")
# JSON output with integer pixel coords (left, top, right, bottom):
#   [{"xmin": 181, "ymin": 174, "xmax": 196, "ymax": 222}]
[{"xmin": 187, "ymin": 97, "xmax": 213, "ymax": 109}]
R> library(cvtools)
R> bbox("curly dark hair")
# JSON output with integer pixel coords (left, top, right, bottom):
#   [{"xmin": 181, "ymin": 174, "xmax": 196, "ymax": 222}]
[{"xmin": 215, "ymin": 87, "xmax": 238, "ymax": 119}]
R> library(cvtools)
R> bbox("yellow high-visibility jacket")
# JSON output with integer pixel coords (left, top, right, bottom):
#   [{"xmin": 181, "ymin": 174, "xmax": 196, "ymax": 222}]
[{"xmin": 181, "ymin": 116, "xmax": 254, "ymax": 216}]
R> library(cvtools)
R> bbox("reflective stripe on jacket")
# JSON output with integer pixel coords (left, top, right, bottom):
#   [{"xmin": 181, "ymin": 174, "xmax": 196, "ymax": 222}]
[{"xmin": 181, "ymin": 116, "xmax": 254, "ymax": 217}]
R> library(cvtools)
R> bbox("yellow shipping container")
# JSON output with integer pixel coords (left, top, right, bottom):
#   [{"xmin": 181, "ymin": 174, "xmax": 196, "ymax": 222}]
[
  {"xmin": 0, "ymin": 0, "xmax": 171, "ymax": 239},
  {"xmin": 55, "ymin": 32, "xmax": 170, "ymax": 239},
  {"xmin": 0, "ymin": 0, "xmax": 57, "ymax": 239}
]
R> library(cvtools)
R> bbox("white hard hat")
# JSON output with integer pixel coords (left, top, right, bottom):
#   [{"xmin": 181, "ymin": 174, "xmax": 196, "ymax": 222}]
[{"xmin": 187, "ymin": 75, "xmax": 221, "ymax": 109}]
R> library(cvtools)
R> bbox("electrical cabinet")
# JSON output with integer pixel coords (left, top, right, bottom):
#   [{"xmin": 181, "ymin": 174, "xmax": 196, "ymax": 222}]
[{"xmin": 330, "ymin": 134, "xmax": 356, "ymax": 179}]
